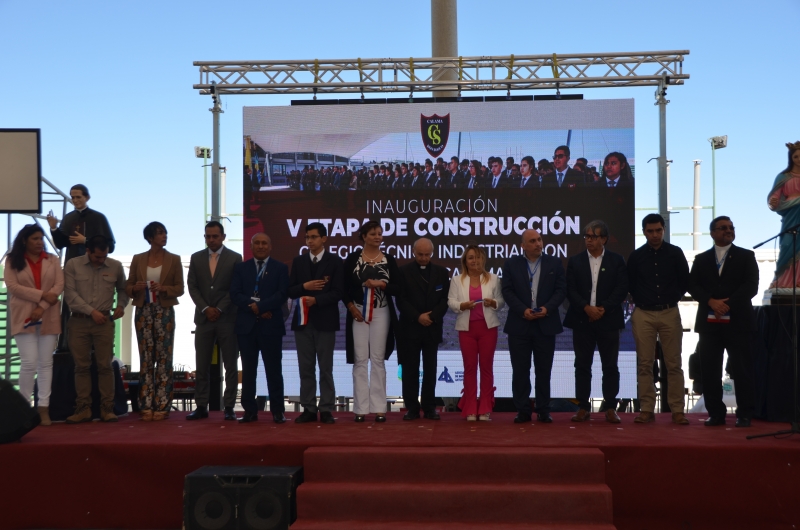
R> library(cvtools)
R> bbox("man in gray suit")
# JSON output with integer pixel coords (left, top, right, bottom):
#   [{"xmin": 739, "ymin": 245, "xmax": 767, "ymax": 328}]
[{"xmin": 186, "ymin": 221, "xmax": 243, "ymax": 421}]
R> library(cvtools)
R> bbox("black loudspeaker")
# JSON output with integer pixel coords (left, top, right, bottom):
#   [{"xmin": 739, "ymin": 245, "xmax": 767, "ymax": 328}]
[
  {"xmin": 0, "ymin": 377, "xmax": 40, "ymax": 444},
  {"xmin": 184, "ymin": 466, "xmax": 303, "ymax": 530}
]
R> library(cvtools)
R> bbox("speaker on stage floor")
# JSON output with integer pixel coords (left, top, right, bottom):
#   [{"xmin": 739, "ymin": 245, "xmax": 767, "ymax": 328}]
[
  {"xmin": 0, "ymin": 378, "xmax": 40, "ymax": 444},
  {"xmin": 184, "ymin": 466, "xmax": 303, "ymax": 530}
]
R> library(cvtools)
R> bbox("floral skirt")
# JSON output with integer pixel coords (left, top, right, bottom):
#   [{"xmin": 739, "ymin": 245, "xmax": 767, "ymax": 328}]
[{"xmin": 135, "ymin": 303, "xmax": 175, "ymax": 412}]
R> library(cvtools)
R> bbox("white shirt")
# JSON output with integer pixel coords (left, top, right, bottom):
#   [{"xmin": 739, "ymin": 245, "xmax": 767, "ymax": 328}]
[
  {"xmin": 526, "ymin": 255, "xmax": 542, "ymax": 308},
  {"xmin": 208, "ymin": 246, "xmax": 224, "ymax": 258},
  {"xmin": 714, "ymin": 244, "xmax": 731, "ymax": 276},
  {"xmin": 588, "ymin": 249, "xmax": 605, "ymax": 306},
  {"xmin": 606, "ymin": 177, "xmax": 620, "ymax": 187},
  {"xmin": 310, "ymin": 248, "xmax": 325, "ymax": 263},
  {"xmin": 520, "ymin": 176, "xmax": 531, "ymax": 188}
]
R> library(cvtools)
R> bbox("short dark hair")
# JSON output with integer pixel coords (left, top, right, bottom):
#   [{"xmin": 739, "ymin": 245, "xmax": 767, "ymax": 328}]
[
  {"xmin": 358, "ymin": 220, "xmax": 382, "ymax": 241},
  {"xmin": 8, "ymin": 224, "xmax": 45, "ymax": 271},
  {"xmin": 555, "ymin": 145, "xmax": 571, "ymax": 158},
  {"xmin": 70, "ymin": 184, "xmax": 90, "ymax": 199},
  {"xmin": 450, "ymin": 156, "xmax": 459, "ymax": 163},
  {"xmin": 86, "ymin": 235, "xmax": 110, "ymax": 252},
  {"xmin": 521, "ymin": 155, "xmax": 535, "ymax": 167},
  {"xmin": 584, "ymin": 219, "xmax": 609, "ymax": 239},
  {"xmin": 205, "ymin": 220, "xmax": 225, "ymax": 235},
  {"xmin": 506, "ymin": 157, "xmax": 514, "ymax": 163},
  {"xmin": 306, "ymin": 221, "xmax": 327, "ymax": 237},
  {"xmin": 709, "ymin": 216, "xmax": 732, "ymax": 232},
  {"xmin": 143, "ymin": 221, "xmax": 167, "ymax": 242},
  {"xmin": 641, "ymin": 213, "xmax": 665, "ymax": 230}
]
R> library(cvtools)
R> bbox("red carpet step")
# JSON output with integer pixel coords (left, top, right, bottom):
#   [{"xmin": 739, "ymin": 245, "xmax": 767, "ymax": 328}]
[{"xmin": 293, "ymin": 446, "xmax": 615, "ymax": 529}]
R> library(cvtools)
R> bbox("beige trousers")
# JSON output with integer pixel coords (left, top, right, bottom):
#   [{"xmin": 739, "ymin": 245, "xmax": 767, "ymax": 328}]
[{"xmin": 631, "ymin": 307, "xmax": 685, "ymax": 413}]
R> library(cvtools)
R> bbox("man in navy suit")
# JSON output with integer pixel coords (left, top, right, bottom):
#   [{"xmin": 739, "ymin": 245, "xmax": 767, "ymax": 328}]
[
  {"xmin": 485, "ymin": 158, "xmax": 509, "ymax": 189},
  {"xmin": 563, "ymin": 220, "xmax": 628, "ymax": 423},
  {"xmin": 502, "ymin": 229, "xmax": 567, "ymax": 423},
  {"xmin": 288, "ymin": 222, "xmax": 344, "ymax": 424},
  {"xmin": 230, "ymin": 232, "xmax": 289, "ymax": 424},
  {"xmin": 688, "ymin": 216, "xmax": 759, "ymax": 427},
  {"xmin": 544, "ymin": 145, "xmax": 585, "ymax": 188}
]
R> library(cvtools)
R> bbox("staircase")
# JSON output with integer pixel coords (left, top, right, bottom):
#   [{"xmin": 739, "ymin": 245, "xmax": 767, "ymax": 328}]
[{"xmin": 292, "ymin": 446, "xmax": 616, "ymax": 529}]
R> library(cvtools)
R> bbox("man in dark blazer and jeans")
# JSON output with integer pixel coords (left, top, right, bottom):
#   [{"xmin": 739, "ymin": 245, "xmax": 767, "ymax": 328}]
[
  {"xmin": 231, "ymin": 233, "xmax": 289, "ymax": 424},
  {"xmin": 564, "ymin": 220, "xmax": 628, "ymax": 424},
  {"xmin": 397, "ymin": 238, "xmax": 450, "ymax": 420},
  {"xmin": 288, "ymin": 222, "xmax": 344, "ymax": 424},
  {"xmin": 502, "ymin": 229, "xmax": 567, "ymax": 423},
  {"xmin": 689, "ymin": 216, "xmax": 759, "ymax": 427},
  {"xmin": 186, "ymin": 221, "xmax": 242, "ymax": 421}
]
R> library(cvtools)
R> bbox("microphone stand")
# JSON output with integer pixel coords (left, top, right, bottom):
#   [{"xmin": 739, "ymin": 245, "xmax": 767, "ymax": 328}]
[{"xmin": 749, "ymin": 222, "xmax": 800, "ymax": 438}]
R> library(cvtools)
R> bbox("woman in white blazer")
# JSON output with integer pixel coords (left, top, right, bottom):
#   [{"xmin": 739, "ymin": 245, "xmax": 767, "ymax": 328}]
[{"xmin": 448, "ymin": 245, "xmax": 504, "ymax": 420}]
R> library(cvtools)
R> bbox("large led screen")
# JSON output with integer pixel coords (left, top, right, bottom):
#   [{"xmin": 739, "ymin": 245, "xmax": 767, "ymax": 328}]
[{"xmin": 243, "ymin": 98, "xmax": 636, "ymax": 401}]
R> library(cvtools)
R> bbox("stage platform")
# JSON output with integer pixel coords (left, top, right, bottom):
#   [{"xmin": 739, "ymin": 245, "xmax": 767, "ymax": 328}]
[{"xmin": 1, "ymin": 411, "xmax": 798, "ymax": 530}]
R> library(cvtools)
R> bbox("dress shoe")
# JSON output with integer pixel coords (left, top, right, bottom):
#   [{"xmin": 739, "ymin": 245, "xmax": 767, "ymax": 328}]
[
  {"xmin": 66, "ymin": 407, "xmax": 92, "ymax": 424},
  {"xmin": 672, "ymin": 412, "xmax": 690, "ymax": 425},
  {"xmin": 704, "ymin": 416, "xmax": 726, "ymax": 427},
  {"xmin": 224, "ymin": 407, "xmax": 237, "ymax": 421},
  {"xmin": 273, "ymin": 413, "xmax": 287, "ymax": 424},
  {"xmin": 403, "ymin": 411, "xmax": 420, "ymax": 421},
  {"xmin": 735, "ymin": 417, "xmax": 752, "ymax": 428},
  {"xmin": 320, "ymin": 411, "xmax": 335, "ymax": 424},
  {"xmin": 605, "ymin": 409, "xmax": 622, "ymax": 424},
  {"xmin": 38, "ymin": 406, "xmax": 52, "ymax": 426},
  {"xmin": 238, "ymin": 412, "xmax": 259, "ymax": 423},
  {"xmin": 466, "ymin": 414, "xmax": 477, "ymax": 421},
  {"xmin": 537, "ymin": 413, "xmax": 553, "ymax": 423},
  {"xmin": 375, "ymin": 415, "xmax": 387, "ymax": 423},
  {"xmin": 514, "ymin": 414, "xmax": 532, "ymax": 424},
  {"xmin": 295, "ymin": 410, "xmax": 318, "ymax": 424},
  {"xmin": 634, "ymin": 411, "xmax": 655, "ymax": 423},
  {"xmin": 571, "ymin": 409, "xmax": 591, "ymax": 422},
  {"xmin": 423, "ymin": 410, "xmax": 441, "ymax": 420},
  {"xmin": 186, "ymin": 406, "xmax": 209, "ymax": 420},
  {"xmin": 354, "ymin": 415, "xmax": 366, "ymax": 423},
  {"xmin": 478, "ymin": 413, "xmax": 491, "ymax": 421}
]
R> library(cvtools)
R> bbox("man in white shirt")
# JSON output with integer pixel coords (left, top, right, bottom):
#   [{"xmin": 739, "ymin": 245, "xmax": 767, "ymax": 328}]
[{"xmin": 563, "ymin": 220, "xmax": 629, "ymax": 423}]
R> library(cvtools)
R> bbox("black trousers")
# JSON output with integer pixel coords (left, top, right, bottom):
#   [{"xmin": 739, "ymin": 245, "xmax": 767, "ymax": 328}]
[
  {"xmin": 572, "ymin": 326, "xmax": 620, "ymax": 411},
  {"xmin": 239, "ymin": 333, "xmax": 285, "ymax": 415},
  {"xmin": 401, "ymin": 336, "xmax": 439, "ymax": 414},
  {"xmin": 697, "ymin": 328, "xmax": 754, "ymax": 419},
  {"xmin": 508, "ymin": 331, "xmax": 556, "ymax": 416}
]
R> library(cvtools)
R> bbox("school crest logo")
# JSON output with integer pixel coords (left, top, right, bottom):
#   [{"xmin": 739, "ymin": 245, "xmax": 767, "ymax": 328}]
[{"xmin": 420, "ymin": 113, "xmax": 450, "ymax": 157}]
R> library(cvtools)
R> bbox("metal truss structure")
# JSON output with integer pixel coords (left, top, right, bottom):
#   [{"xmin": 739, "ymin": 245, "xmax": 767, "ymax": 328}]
[{"xmin": 194, "ymin": 51, "xmax": 689, "ymax": 95}]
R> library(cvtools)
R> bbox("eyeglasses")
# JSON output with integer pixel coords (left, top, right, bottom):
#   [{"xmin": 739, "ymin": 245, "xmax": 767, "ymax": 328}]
[
  {"xmin": 553, "ymin": 154, "xmax": 567, "ymax": 160},
  {"xmin": 583, "ymin": 234, "xmax": 603, "ymax": 240},
  {"xmin": 305, "ymin": 235, "xmax": 322, "ymax": 240},
  {"xmin": 714, "ymin": 225, "xmax": 735, "ymax": 231}
]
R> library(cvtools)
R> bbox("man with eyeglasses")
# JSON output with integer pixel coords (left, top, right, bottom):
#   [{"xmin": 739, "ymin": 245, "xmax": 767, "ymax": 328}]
[
  {"xmin": 688, "ymin": 216, "xmax": 759, "ymax": 427},
  {"xmin": 186, "ymin": 221, "xmax": 243, "ymax": 421},
  {"xmin": 288, "ymin": 222, "xmax": 344, "ymax": 424},
  {"xmin": 487, "ymin": 157, "xmax": 509, "ymax": 189},
  {"xmin": 564, "ymin": 220, "xmax": 628, "ymax": 423},
  {"xmin": 544, "ymin": 145, "xmax": 585, "ymax": 188},
  {"xmin": 627, "ymin": 213, "xmax": 690, "ymax": 424}
]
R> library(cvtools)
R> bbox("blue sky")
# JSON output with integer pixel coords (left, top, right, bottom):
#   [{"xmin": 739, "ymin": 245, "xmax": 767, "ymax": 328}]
[{"xmin": 1, "ymin": 0, "xmax": 798, "ymax": 257}]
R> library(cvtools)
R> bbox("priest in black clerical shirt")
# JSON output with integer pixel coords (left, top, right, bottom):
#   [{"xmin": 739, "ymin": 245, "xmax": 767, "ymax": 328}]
[
  {"xmin": 47, "ymin": 184, "xmax": 115, "ymax": 350},
  {"xmin": 396, "ymin": 238, "xmax": 450, "ymax": 420}
]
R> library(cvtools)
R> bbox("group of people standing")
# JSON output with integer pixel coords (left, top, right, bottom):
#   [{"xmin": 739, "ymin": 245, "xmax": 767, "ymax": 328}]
[
  {"xmin": 282, "ymin": 146, "xmax": 633, "ymax": 192},
  {"xmin": 6, "ymin": 185, "xmax": 760, "ymax": 429}
]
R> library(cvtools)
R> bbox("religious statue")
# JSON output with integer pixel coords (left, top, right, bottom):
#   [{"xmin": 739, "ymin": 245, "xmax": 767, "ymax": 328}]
[{"xmin": 768, "ymin": 141, "xmax": 800, "ymax": 288}]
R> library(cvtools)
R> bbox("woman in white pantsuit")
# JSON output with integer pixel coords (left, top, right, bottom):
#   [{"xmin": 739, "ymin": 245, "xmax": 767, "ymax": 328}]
[{"xmin": 343, "ymin": 221, "xmax": 401, "ymax": 422}]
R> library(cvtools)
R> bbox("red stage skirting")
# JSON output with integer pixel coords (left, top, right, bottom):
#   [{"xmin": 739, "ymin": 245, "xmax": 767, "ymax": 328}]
[{"xmin": 1, "ymin": 412, "xmax": 798, "ymax": 530}]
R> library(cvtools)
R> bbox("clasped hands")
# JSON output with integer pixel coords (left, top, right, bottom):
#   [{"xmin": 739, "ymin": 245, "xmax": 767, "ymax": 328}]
[
  {"xmin": 90, "ymin": 307, "xmax": 124, "ymax": 325},
  {"xmin": 133, "ymin": 281, "xmax": 164, "ymax": 293},
  {"xmin": 523, "ymin": 307, "xmax": 548, "ymax": 320},
  {"xmin": 248, "ymin": 302, "xmax": 272, "ymax": 320},
  {"xmin": 29, "ymin": 292, "xmax": 62, "ymax": 322},
  {"xmin": 46, "ymin": 215, "xmax": 86, "ymax": 245},
  {"xmin": 708, "ymin": 297, "xmax": 730, "ymax": 319},
  {"xmin": 459, "ymin": 298, "xmax": 497, "ymax": 311},
  {"xmin": 584, "ymin": 305, "xmax": 605, "ymax": 322}
]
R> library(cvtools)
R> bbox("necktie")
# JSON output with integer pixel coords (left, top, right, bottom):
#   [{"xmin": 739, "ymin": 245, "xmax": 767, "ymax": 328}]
[
  {"xmin": 493, "ymin": 177, "xmax": 498, "ymax": 188},
  {"xmin": 210, "ymin": 252, "xmax": 218, "ymax": 278},
  {"xmin": 312, "ymin": 256, "xmax": 318, "ymax": 264},
  {"xmin": 558, "ymin": 172, "xmax": 563, "ymax": 186},
  {"xmin": 256, "ymin": 260, "xmax": 264, "ymax": 277},
  {"xmin": 521, "ymin": 178, "xmax": 526, "ymax": 188},
  {"xmin": 469, "ymin": 178, "xmax": 474, "ymax": 189},
  {"xmin": 609, "ymin": 180, "xmax": 616, "ymax": 188}
]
